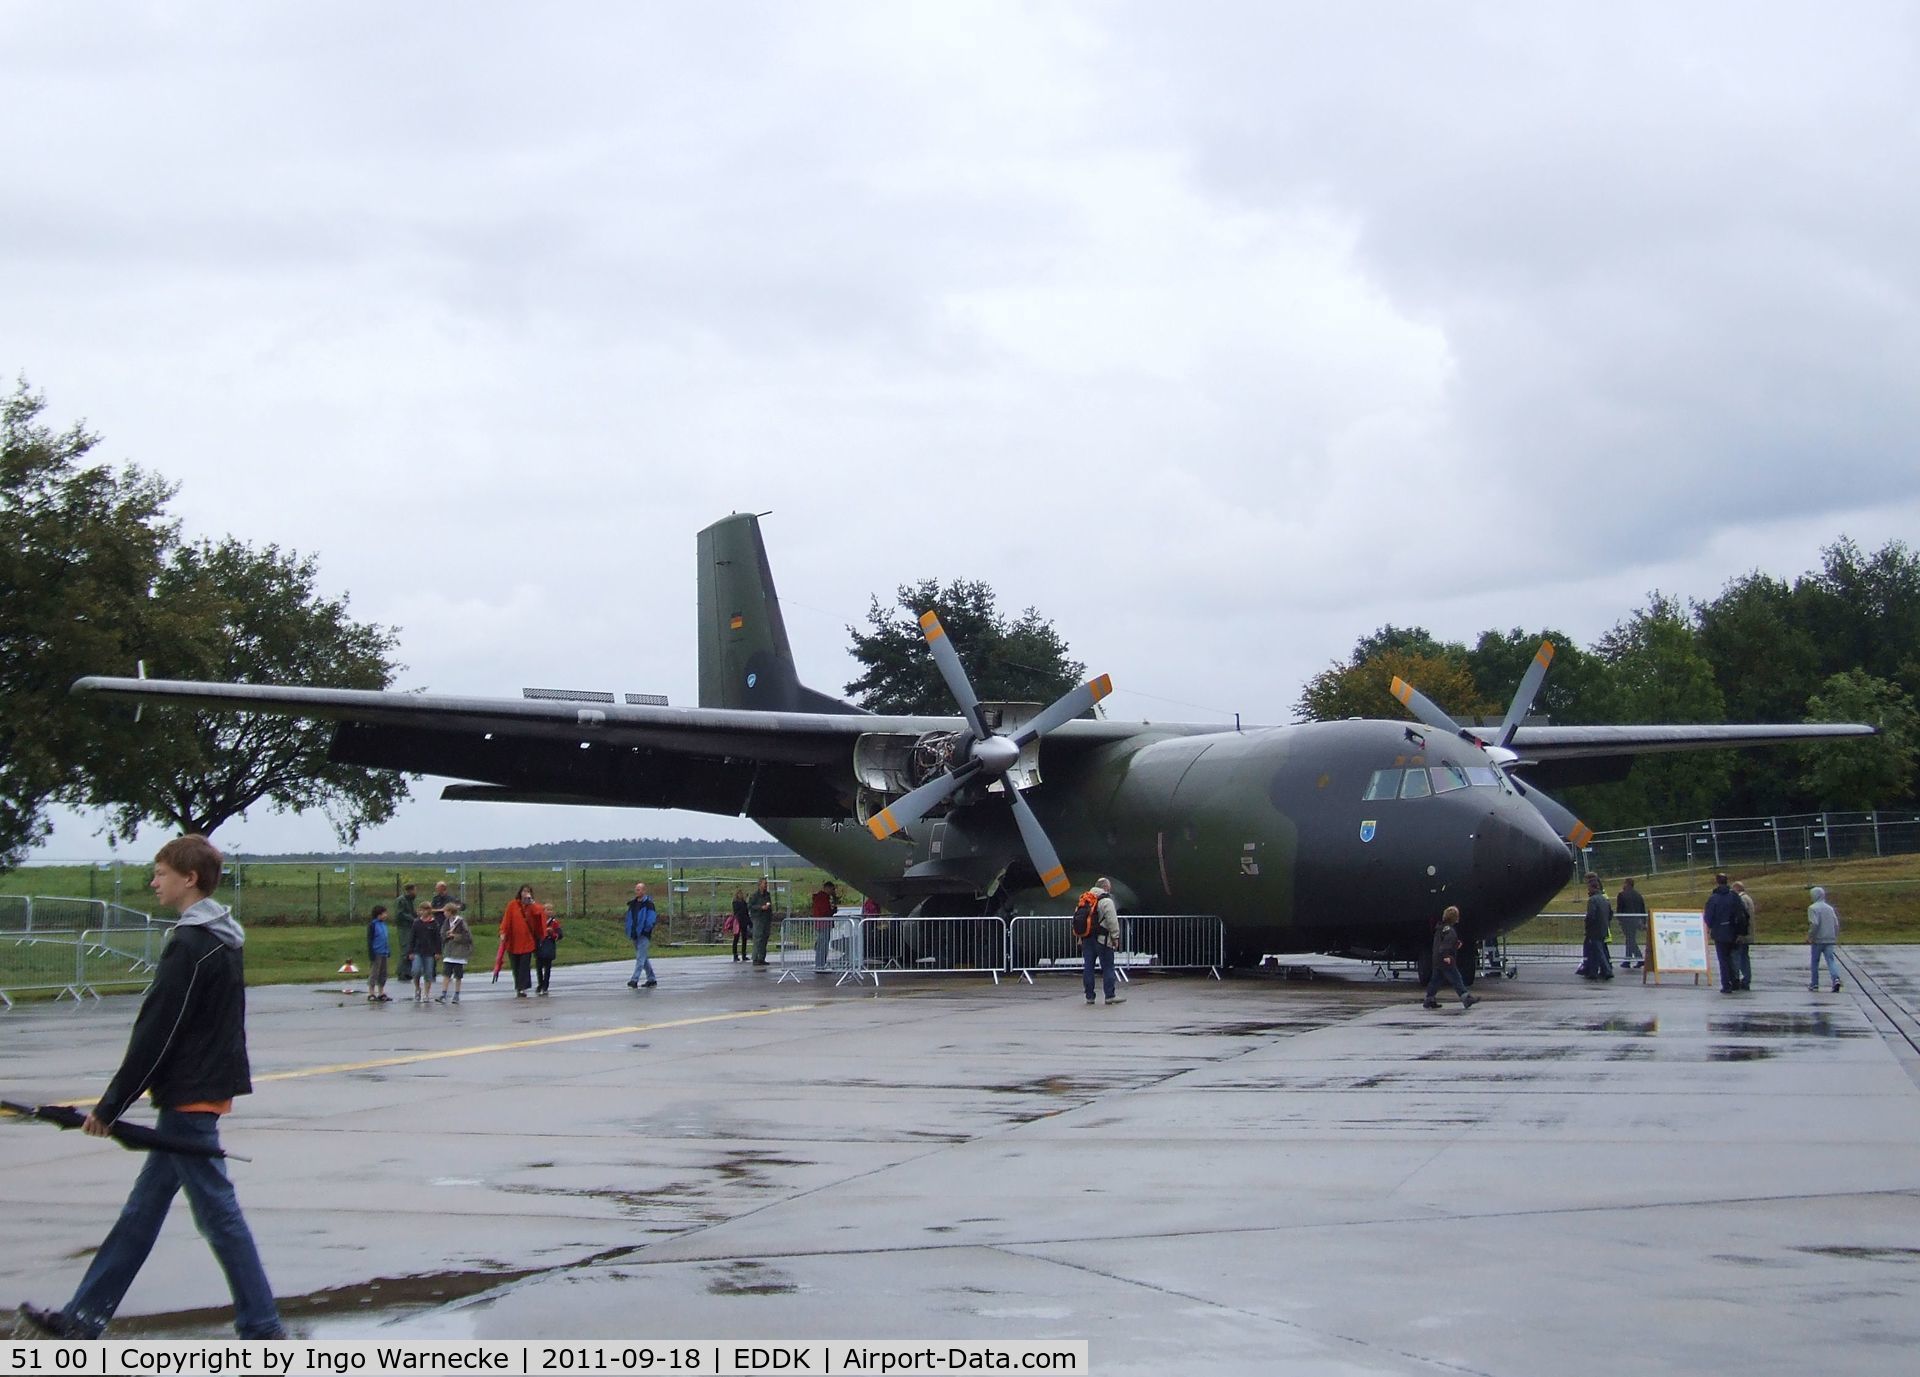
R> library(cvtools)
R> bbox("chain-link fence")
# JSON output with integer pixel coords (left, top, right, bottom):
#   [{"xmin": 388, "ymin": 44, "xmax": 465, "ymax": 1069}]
[
  {"xmin": 3, "ymin": 854, "xmax": 818, "ymax": 930},
  {"xmin": 1581, "ymin": 811, "xmax": 1920, "ymax": 883}
]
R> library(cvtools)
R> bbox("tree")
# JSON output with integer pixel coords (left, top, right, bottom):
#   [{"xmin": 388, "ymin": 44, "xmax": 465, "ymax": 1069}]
[
  {"xmin": 845, "ymin": 578, "xmax": 1084, "ymax": 713},
  {"xmin": 1294, "ymin": 649, "xmax": 1487, "ymax": 724},
  {"xmin": 1695, "ymin": 571, "xmax": 1824, "ymax": 815},
  {"xmin": 1796, "ymin": 671, "xmax": 1919, "ymax": 810},
  {"xmin": 0, "ymin": 381, "xmax": 174, "ymax": 868},
  {"xmin": 1295, "ymin": 625, "xmax": 1484, "ymax": 724},
  {"xmin": 80, "ymin": 537, "xmax": 410, "ymax": 844},
  {"xmin": 1588, "ymin": 593, "xmax": 1729, "ymax": 823},
  {"xmin": 1466, "ymin": 627, "xmax": 1609, "ymax": 726}
]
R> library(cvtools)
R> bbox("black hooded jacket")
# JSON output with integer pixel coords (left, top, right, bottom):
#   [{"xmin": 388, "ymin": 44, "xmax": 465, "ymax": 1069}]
[{"xmin": 95, "ymin": 923, "xmax": 252, "ymax": 1123}]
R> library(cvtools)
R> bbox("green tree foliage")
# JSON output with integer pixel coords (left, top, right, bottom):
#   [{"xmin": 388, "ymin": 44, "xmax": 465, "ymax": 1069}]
[
  {"xmin": 0, "ymin": 381, "xmax": 174, "ymax": 867},
  {"xmin": 1466, "ymin": 627, "xmax": 1609, "ymax": 726},
  {"xmin": 1796, "ymin": 671, "xmax": 1919, "ymax": 810},
  {"xmin": 845, "ymin": 578, "xmax": 1085, "ymax": 714},
  {"xmin": 80, "ymin": 537, "xmax": 410, "ymax": 844},
  {"xmin": 1294, "ymin": 626, "xmax": 1488, "ymax": 724},
  {"xmin": 1799, "ymin": 538, "xmax": 1920, "ymax": 689},
  {"xmin": 1695, "ymin": 571, "xmax": 1824, "ymax": 815},
  {"xmin": 1585, "ymin": 594, "xmax": 1731, "ymax": 823}
]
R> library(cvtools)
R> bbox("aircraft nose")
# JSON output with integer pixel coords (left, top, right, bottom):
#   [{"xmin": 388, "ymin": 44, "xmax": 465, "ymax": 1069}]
[{"xmin": 1472, "ymin": 803, "xmax": 1574, "ymax": 921}]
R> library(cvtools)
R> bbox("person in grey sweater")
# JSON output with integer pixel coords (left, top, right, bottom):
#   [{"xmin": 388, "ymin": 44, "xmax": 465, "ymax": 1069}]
[{"xmin": 1807, "ymin": 886, "xmax": 1843, "ymax": 992}]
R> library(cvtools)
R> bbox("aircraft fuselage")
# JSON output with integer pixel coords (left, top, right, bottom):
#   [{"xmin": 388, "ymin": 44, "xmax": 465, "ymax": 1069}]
[{"xmin": 760, "ymin": 717, "xmax": 1571, "ymax": 964}]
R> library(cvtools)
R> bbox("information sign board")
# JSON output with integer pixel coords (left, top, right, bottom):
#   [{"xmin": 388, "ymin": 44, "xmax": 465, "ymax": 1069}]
[{"xmin": 1650, "ymin": 910, "xmax": 1710, "ymax": 975}]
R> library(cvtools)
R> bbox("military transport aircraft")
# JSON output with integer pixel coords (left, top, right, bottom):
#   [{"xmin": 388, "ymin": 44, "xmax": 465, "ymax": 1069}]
[{"xmin": 74, "ymin": 513, "xmax": 1875, "ymax": 972}]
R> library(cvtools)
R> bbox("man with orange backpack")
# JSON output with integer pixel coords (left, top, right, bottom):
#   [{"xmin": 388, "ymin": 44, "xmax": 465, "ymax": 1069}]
[{"xmin": 1074, "ymin": 877, "xmax": 1124, "ymax": 1006}]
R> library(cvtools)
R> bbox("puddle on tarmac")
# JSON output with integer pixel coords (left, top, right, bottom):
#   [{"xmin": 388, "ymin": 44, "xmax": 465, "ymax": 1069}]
[
  {"xmin": 1172, "ymin": 1020, "xmax": 1331, "ymax": 1037},
  {"xmin": 704, "ymin": 1260, "xmax": 798, "ymax": 1296},
  {"xmin": 1708, "ymin": 1013, "xmax": 1866, "ymax": 1039},
  {"xmin": 1796, "ymin": 1245, "xmax": 1920, "ymax": 1262},
  {"xmin": 113, "ymin": 1247, "xmax": 640, "ymax": 1338},
  {"xmin": 1707, "ymin": 1044, "xmax": 1775, "ymax": 1061}
]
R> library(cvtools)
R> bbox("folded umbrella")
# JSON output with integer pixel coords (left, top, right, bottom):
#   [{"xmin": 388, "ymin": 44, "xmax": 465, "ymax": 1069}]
[
  {"xmin": 491, "ymin": 933, "xmax": 507, "ymax": 983},
  {"xmin": 1, "ymin": 1100, "xmax": 248, "ymax": 1161}
]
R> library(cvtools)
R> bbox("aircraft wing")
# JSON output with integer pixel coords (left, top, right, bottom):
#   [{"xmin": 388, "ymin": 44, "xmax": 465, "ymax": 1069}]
[
  {"xmin": 68, "ymin": 676, "xmax": 1156, "ymax": 819},
  {"xmin": 1506, "ymin": 722, "xmax": 1876, "ymax": 759},
  {"xmin": 1503, "ymin": 721, "xmax": 1877, "ymax": 791}
]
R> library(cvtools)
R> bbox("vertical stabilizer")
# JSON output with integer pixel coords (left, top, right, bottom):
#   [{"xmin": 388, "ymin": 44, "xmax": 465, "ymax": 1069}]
[{"xmin": 697, "ymin": 514, "xmax": 862, "ymax": 715}]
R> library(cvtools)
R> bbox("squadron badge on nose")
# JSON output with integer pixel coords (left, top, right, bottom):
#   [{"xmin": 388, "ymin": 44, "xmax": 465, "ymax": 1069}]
[{"xmin": 1359, "ymin": 820, "xmax": 1377, "ymax": 843}]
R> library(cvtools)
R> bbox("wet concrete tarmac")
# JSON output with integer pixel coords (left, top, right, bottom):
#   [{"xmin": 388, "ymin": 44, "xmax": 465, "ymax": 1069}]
[{"xmin": 4, "ymin": 945, "xmax": 1919, "ymax": 1374}]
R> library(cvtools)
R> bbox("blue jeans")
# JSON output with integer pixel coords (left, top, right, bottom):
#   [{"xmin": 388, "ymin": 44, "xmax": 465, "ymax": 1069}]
[
  {"xmin": 1425, "ymin": 958, "xmax": 1469, "ymax": 1003},
  {"xmin": 66, "ymin": 1110, "xmax": 280, "ymax": 1338},
  {"xmin": 631, "ymin": 936, "xmax": 655, "ymax": 983},
  {"xmin": 1811, "ymin": 943, "xmax": 1842, "ymax": 986},
  {"xmin": 1082, "ymin": 937, "xmax": 1115, "ymax": 1000}
]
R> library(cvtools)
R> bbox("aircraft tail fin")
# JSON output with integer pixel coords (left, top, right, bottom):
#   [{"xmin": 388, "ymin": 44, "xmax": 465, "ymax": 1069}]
[{"xmin": 697, "ymin": 513, "xmax": 863, "ymax": 715}]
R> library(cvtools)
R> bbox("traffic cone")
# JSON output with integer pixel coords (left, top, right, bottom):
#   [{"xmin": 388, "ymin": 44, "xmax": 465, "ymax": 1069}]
[{"xmin": 338, "ymin": 960, "xmax": 360, "ymax": 995}]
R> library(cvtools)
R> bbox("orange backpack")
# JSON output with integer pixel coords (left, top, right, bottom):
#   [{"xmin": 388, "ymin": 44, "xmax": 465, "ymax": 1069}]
[{"xmin": 1070, "ymin": 890, "xmax": 1102, "ymax": 940}]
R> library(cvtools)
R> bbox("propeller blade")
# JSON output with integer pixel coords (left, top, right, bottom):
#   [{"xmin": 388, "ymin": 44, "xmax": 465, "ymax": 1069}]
[
  {"xmin": 1007, "ymin": 789, "xmax": 1071, "ymax": 897},
  {"xmin": 1389, "ymin": 676, "xmax": 1465, "ymax": 735},
  {"xmin": 866, "ymin": 762, "xmax": 976, "ymax": 840},
  {"xmin": 919, "ymin": 611, "xmax": 992, "ymax": 740},
  {"xmin": 1511, "ymin": 777, "xmax": 1593, "ymax": 850},
  {"xmin": 1494, "ymin": 640, "xmax": 1555, "ymax": 748},
  {"xmin": 1010, "ymin": 674, "xmax": 1113, "ymax": 748}
]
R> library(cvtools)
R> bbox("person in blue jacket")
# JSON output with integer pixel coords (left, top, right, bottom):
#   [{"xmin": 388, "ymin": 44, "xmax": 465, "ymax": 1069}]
[
  {"xmin": 366, "ymin": 904, "xmax": 391, "ymax": 1003},
  {"xmin": 625, "ymin": 882, "xmax": 659, "ymax": 989}
]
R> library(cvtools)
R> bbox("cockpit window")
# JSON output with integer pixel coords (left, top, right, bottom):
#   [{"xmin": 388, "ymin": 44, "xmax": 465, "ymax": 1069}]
[
  {"xmin": 1430, "ymin": 764, "xmax": 1470, "ymax": 793},
  {"xmin": 1363, "ymin": 768, "xmax": 1403, "ymax": 801},
  {"xmin": 1399, "ymin": 768, "xmax": 1432, "ymax": 799},
  {"xmin": 1465, "ymin": 766, "xmax": 1501, "ymax": 787}
]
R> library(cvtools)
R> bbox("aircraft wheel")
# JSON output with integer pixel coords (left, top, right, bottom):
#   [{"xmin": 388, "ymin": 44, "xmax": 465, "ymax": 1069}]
[
  {"xmin": 1415, "ymin": 950, "xmax": 1433, "ymax": 986},
  {"xmin": 1460, "ymin": 941, "xmax": 1480, "ymax": 987}
]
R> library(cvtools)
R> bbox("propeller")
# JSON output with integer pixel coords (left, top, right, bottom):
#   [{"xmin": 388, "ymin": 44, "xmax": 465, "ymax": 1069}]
[
  {"xmin": 1389, "ymin": 640, "xmax": 1593, "ymax": 849},
  {"xmin": 866, "ymin": 610, "xmax": 1112, "ymax": 897}
]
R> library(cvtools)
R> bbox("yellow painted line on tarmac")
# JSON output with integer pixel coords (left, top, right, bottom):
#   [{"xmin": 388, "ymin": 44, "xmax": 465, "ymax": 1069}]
[{"xmin": 253, "ymin": 1004, "xmax": 819, "ymax": 1084}]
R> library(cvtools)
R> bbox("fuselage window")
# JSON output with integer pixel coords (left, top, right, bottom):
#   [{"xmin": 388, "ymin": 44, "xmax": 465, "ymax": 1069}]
[
  {"xmin": 1465, "ymin": 766, "xmax": 1501, "ymax": 787},
  {"xmin": 1430, "ymin": 763, "xmax": 1470, "ymax": 793},
  {"xmin": 1363, "ymin": 768, "xmax": 1403, "ymax": 801},
  {"xmin": 1399, "ymin": 768, "xmax": 1432, "ymax": 799}
]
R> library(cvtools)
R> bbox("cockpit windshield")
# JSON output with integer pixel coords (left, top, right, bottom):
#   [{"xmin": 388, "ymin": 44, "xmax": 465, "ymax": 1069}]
[
  {"xmin": 1362, "ymin": 768, "xmax": 1403, "ymax": 801},
  {"xmin": 1365, "ymin": 762, "xmax": 1488, "ymax": 801}
]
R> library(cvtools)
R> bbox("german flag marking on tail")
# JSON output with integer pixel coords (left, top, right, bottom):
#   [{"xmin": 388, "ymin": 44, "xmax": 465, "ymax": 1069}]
[{"xmin": 729, "ymin": 614, "xmax": 745, "ymax": 630}]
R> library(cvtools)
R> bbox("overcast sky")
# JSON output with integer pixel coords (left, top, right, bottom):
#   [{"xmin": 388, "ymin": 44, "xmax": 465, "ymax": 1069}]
[{"xmin": 8, "ymin": 2, "xmax": 1917, "ymax": 861}]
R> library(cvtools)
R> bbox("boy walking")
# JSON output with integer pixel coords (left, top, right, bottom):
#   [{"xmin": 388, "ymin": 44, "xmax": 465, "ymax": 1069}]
[{"xmin": 17, "ymin": 834, "xmax": 284, "ymax": 1340}]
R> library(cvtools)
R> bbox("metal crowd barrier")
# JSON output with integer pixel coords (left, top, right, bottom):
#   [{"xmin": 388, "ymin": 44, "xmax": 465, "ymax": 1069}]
[
  {"xmin": 806, "ymin": 913, "xmax": 1229, "ymax": 986},
  {"xmin": 0, "ymin": 899, "xmax": 172, "ymax": 1009},
  {"xmin": 1493, "ymin": 911, "xmax": 1586, "ymax": 973},
  {"xmin": 1121, "ymin": 915, "xmax": 1226, "ymax": 979}
]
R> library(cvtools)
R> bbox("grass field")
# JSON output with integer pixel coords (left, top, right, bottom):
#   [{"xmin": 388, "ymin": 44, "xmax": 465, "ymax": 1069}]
[{"xmin": 1548, "ymin": 850, "xmax": 1920, "ymax": 943}]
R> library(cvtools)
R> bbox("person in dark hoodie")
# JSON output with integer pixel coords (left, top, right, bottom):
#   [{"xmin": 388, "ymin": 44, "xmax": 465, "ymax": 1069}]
[
  {"xmin": 17, "ymin": 834, "xmax": 284, "ymax": 1341},
  {"xmin": 1703, "ymin": 872, "xmax": 1748, "ymax": 995}
]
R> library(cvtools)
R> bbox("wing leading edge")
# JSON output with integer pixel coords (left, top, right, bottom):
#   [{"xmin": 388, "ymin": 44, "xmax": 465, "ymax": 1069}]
[{"xmin": 68, "ymin": 675, "xmax": 1157, "ymax": 820}]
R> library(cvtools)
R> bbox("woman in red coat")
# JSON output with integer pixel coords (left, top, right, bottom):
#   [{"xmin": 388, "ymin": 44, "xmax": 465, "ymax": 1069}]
[{"xmin": 499, "ymin": 886, "xmax": 544, "ymax": 998}]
